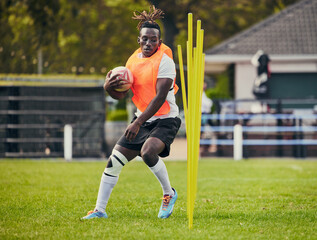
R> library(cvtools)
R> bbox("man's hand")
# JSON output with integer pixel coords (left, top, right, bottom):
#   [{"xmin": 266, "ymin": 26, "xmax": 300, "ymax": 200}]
[
  {"xmin": 104, "ymin": 70, "xmax": 128, "ymax": 100},
  {"xmin": 104, "ymin": 70, "xmax": 124, "ymax": 91},
  {"xmin": 124, "ymin": 121, "xmax": 141, "ymax": 141}
]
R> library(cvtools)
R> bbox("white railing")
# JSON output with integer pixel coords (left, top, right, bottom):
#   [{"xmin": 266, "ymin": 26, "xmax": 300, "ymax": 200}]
[{"xmin": 200, "ymin": 113, "xmax": 317, "ymax": 159}]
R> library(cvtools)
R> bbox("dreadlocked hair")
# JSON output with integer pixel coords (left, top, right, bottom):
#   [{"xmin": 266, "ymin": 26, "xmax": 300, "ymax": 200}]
[{"xmin": 132, "ymin": 5, "xmax": 164, "ymax": 33}]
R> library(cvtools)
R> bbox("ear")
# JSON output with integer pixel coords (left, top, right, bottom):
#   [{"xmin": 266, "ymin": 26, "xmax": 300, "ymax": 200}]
[
  {"xmin": 137, "ymin": 37, "xmax": 140, "ymax": 44},
  {"xmin": 158, "ymin": 39, "xmax": 162, "ymax": 46}
]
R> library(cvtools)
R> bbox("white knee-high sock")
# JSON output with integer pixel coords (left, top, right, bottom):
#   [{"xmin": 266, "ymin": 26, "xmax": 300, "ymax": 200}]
[
  {"xmin": 149, "ymin": 159, "xmax": 174, "ymax": 196},
  {"xmin": 95, "ymin": 173, "xmax": 118, "ymax": 213}
]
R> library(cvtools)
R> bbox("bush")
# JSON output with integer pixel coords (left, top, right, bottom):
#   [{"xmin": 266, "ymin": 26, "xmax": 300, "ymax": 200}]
[
  {"xmin": 106, "ymin": 109, "xmax": 128, "ymax": 121},
  {"xmin": 206, "ymin": 71, "xmax": 231, "ymax": 100}
]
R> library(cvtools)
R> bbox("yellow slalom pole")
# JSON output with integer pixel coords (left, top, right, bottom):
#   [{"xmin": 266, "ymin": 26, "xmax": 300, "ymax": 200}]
[
  {"xmin": 200, "ymin": 53, "xmax": 205, "ymax": 105},
  {"xmin": 192, "ymin": 20, "xmax": 201, "ymax": 209},
  {"xmin": 198, "ymin": 30, "xmax": 205, "ymax": 110},
  {"xmin": 187, "ymin": 13, "xmax": 193, "ymax": 229},
  {"xmin": 187, "ymin": 45, "xmax": 193, "ymax": 228},
  {"xmin": 188, "ymin": 13, "xmax": 193, "ymax": 77},
  {"xmin": 189, "ymin": 46, "xmax": 196, "ymax": 223},
  {"xmin": 181, "ymin": 12, "xmax": 205, "ymax": 229},
  {"xmin": 194, "ymin": 28, "xmax": 205, "ymax": 206},
  {"xmin": 186, "ymin": 40, "xmax": 192, "ymax": 225},
  {"xmin": 177, "ymin": 46, "xmax": 191, "ymax": 221},
  {"xmin": 177, "ymin": 45, "xmax": 188, "ymax": 124}
]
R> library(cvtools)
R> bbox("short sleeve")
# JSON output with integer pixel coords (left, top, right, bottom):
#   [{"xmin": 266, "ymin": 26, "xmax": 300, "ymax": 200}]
[{"xmin": 157, "ymin": 53, "xmax": 176, "ymax": 80}]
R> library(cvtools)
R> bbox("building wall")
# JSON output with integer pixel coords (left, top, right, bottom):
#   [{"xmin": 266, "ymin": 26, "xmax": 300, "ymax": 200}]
[
  {"xmin": 235, "ymin": 63, "xmax": 256, "ymax": 99},
  {"xmin": 235, "ymin": 60, "xmax": 317, "ymax": 99}
]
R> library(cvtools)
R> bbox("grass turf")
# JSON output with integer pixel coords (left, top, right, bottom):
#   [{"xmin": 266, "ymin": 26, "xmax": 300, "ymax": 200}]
[{"xmin": 0, "ymin": 159, "xmax": 316, "ymax": 239}]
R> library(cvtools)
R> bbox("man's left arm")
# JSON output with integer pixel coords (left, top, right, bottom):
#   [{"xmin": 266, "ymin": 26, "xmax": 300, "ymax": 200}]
[{"xmin": 124, "ymin": 78, "xmax": 173, "ymax": 141}]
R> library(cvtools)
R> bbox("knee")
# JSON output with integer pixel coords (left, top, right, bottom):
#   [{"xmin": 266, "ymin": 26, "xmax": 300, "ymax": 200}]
[
  {"xmin": 104, "ymin": 149, "xmax": 128, "ymax": 177},
  {"xmin": 141, "ymin": 148, "xmax": 158, "ymax": 167}
]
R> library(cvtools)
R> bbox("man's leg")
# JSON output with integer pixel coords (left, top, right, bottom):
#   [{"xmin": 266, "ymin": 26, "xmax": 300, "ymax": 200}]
[
  {"xmin": 82, "ymin": 145, "xmax": 139, "ymax": 219},
  {"xmin": 141, "ymin": 137, "xmax": 177, "ymax": 219},
  {"xmin": 141, "ymin": 137, "xmax": 174, "ymax": 196}
]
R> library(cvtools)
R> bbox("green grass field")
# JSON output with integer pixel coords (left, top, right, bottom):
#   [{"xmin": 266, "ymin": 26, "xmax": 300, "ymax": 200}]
[{"xmin": 0, "ymin": 159, "xmax": 316, "ymax": 239}]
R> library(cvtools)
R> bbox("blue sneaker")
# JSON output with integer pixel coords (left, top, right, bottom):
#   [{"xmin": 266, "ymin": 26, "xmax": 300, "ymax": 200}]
[
  {"xmin": 158, "ymin": 188, "xmax": 178, "ymax": 219},
  {"xmin": 81, "ymin": 210, "xmax": 108, "ymax": 220}
]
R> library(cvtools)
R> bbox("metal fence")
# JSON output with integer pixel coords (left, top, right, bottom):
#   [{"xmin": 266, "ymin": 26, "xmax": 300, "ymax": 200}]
[{"xmin": 0, "ymin": 86, "xmax": 106, "ymax": 158}]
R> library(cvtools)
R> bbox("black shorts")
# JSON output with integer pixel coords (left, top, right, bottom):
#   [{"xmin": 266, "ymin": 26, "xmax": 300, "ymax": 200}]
[{"xmin": 117, "ymin": 116, "xmax": 181, "ymax": 158}]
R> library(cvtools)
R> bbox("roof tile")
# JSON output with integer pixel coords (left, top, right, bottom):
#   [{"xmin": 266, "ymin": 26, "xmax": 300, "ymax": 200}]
[{"xmin": 206, "ymin": 0, "xmax": 317, "ymax": 55}]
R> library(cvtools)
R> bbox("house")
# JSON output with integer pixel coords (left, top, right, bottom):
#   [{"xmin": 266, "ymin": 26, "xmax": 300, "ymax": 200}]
[{"xmin": 205, "ymin": 0, "xmax": 317, "ymax": 102}]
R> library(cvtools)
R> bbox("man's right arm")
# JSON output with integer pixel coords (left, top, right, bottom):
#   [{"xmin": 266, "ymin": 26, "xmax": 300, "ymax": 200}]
[{"xmin": 103, "ymin": 70, "xmax": 128, "ymax": 100}]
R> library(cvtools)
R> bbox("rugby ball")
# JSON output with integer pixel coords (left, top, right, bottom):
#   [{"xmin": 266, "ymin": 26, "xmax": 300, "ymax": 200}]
[{"xmin": 110, "ymin": 66, "xmax": 133, "ymax": 92}]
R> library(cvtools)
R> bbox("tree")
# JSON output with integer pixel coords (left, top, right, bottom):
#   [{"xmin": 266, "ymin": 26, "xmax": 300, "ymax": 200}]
[
  {"xmin": 148, "ymin": 0, "xmax": 299, "ymax": 55},
  {"xmin": 0, "ymin": 0, "xmax": 299, "ymax": 74}
]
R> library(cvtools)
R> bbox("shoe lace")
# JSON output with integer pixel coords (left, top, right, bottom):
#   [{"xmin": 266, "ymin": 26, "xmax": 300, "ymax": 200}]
[
  {"xmin": 87, "ymin": 210, "xmax": 95, "ymax": 215},
  {"xmin": 161, "ymin": 195, "xmax": 172, "ymax": 211}
]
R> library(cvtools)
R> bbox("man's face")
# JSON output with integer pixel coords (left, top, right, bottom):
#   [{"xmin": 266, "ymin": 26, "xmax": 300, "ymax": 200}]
[{"xmin": 138, "ymin": 28, "xmax": 162, "ymax": 57}]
